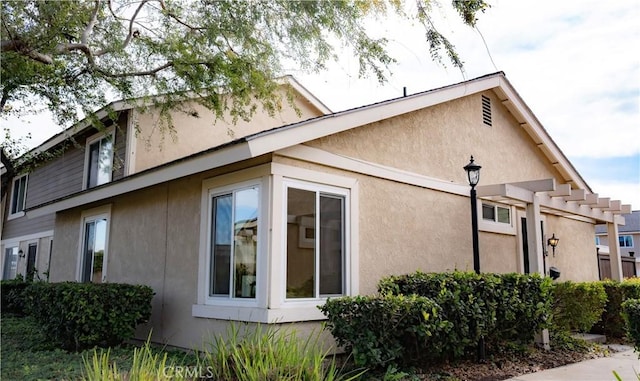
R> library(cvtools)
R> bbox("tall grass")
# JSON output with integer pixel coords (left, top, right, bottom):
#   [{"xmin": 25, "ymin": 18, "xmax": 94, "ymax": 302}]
[
  {"xmin": 201, "ymin": 323, "xmax": 366, "ymax": 381},
  {"xmin": 82, "ymin": 324, "xmax": 365, "ymax": 381}
]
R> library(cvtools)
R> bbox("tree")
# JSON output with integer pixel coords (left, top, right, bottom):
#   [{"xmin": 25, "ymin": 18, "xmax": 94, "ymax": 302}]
[{"xmin": 0, "ymin": 0, "xmax": 489, "ymax": 192}]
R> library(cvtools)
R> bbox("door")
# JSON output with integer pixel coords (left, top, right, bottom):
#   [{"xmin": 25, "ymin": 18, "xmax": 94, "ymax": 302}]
[
  {"xmin": 26, "ymin": 243, "xmax": 37, "ymax": 281},
  {"xmin": 519, "ymin": 217, "xmax": 547, "ymax": 275}
]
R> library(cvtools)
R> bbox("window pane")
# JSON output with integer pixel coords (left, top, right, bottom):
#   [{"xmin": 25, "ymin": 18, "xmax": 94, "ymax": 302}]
[
  {"xmin": 286, "ymin": 188, "xmax": 316, "ymax": 299},
  {"xmin": 97, "ymin": 138, "xmax": 113, "ymax": 186},
  {"xmin": 482, "ymin": 204, "xmax": 495, "ymax": 221},
  {"xmin": 211, "ymin": 195, "xmax": 232, "ymax": 296},
  {"xmin": 82, "ymin": 221, "xmax": 96, "ymax": 283},
  {"xmin": 11, "ymin": 176, "xmax": 27, "ymax": 214},
  {"xmin": 319, "ymin": 195, "xmax": 344, "ymax": 296},
  {"xmin": 3, "ymin": 247, "xmax": 18, "ymax": 280},
  {"xmin": 620, "ymin": 235, "xmax": 633, "ymax": 248},
  {"xmin": 87, "ymin": 141, "xmax": 101, "ymax": 188},
  {"xmin": 497, "ymin": 207, "xmax": 510, "ymax": 224},
  {"xmin": 233, "ymin": 187, "xmax": 258, "ymax": 298},
  {"xmin": 93, "ymin": 219, "xmax": 107, "ymax": 283}
]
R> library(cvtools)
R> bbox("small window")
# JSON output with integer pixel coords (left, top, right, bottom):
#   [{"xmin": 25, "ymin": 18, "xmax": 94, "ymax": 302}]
[
  {"xmin": 9, "ymin": 174, "xmax": 28, "ymax": 216},
  {"xmin": 620, "ymin": 235, "xmax": 634, "ymax": 248},
  {"xmin": 208, "ymin": 185, "xmax": 259, "ymax": 299},
  {"xmin": 79, "ymin": 209, "xmax": 110, "ymax": 283},
  {"xmin": 285, "ymin": 183, "xmax": 346, "ymax": 300},
  {"xmin": 595, "ymin": 236, "xmax": 601, "ymax": 245},
  {"xmin": 85, "ymin": 131, "xmax": 114, "ymax": 189},
  {"xmin": 482, "ymin": 203, "xmax": 510, "ymax": 224},
  {"xmin": 2, "ymin": 247, "xmax": 19, "ymax": 280}
]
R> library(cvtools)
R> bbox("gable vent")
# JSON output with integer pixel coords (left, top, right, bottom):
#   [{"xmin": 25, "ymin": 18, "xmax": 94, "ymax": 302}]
[{"xmin": 481, "ymin": 95, "xmax": 492, "ymax": 126}]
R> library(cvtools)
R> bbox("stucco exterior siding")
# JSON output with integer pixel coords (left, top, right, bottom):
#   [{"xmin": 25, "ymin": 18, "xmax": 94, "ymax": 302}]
[
  {"xmin": 545, "ymin": 215, "xmax": 599, "ymax": 281},
  {"xmin": 132, "ymin": 89, "xmax": 324, "ymax": 174},
  {"xmin": 307, "ymin": 91, "xmax": 563, "ymax": 187}
]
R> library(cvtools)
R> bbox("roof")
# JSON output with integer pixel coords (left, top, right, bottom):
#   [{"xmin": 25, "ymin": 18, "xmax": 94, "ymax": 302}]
[
  {"xmin": 19, "ymin": 75, "xmax": 331, "ymax": 159},
  {"xmin": 596, "ymin": 210, "xmax": 640, "ymax": 234},
  {"xmin": 26, "ymin": 72, "xmax": 626, "ymax": 222}
]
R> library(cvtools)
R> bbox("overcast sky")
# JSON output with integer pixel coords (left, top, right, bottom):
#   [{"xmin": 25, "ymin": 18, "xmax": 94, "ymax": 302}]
[
  {"xmin": 3, "ymin": 0, "xmax": 639, "ymax": 210},
  {"xmin": 294, "ymin": 0, "xmax": 640, "ymax": 211}
]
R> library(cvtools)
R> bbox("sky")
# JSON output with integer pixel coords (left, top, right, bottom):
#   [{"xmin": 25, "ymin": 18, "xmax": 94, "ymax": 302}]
[{"xmin": 2, "ymin": 0, "xmax": 639, "ymax": 210}]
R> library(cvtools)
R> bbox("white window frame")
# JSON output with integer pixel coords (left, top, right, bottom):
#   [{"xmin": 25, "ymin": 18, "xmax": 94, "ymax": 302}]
[
  {"xmin": 620, "ymin": 235, "xmax": 634, "ymax": 248},
  {"xmin": 2, "ymin": 246, "xmax": 19, "ymax": 280},
  {"xmin": 479, "ymin": 201, "xmax": 515, "ymax": 235},
  {"xmin": 282, "ymin": 179, "xmax": 349, "ymax": 302},
  {"xmin": 192, "ymin": 163, "xmax": 359, "ymax": 324},
  {"xmin": 8, "ymin": 174, "xmax": 28, "ymax": 220},
  {"xmin": 194, "ymin": 165, "xmax": 270, "ymax": 322},
  {"xmin": 76, "ymin": 205, "xmax": 111, "ymax": 283},
  {"xmin": 204, "ymin": 179, "xmax": 263, "ymax": 306},
  {"xmin": 83, "ymin": 128, "xmax": 115, "ymax": 190}
]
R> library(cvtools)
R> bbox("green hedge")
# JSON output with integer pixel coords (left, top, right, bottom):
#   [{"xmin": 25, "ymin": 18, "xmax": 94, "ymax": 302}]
[
  {"xmin": 592, "ymin": 280, "xmax": 640, "ymax": 338},
  {"xmin": 320, "ymin": 294, "xmax": 449, "ymax": 367},
  {"xmin": 0, "ymin": 278, "xmax": 29, "ymax": 316},
  {"xmin": 551, "ymin": 281, "xmax": 606, "ymax": 333},
  {"xmin": 379, "ymin": 271, "xmax": 552, "ymax": 354},
  {"xmin": 23, "ymin": 282, "xmax": 154, "ymax": 351},
  {"xmin": 621, "ymin": 298, "xmax": 640, "ymax": 353}
]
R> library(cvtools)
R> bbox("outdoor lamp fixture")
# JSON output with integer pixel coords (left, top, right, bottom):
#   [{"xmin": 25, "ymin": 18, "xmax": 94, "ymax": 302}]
[
  {"xmin": 464, "ymin": 155, "xmax": 482, "ymax": 188},
  {"xmin": 463, "ymin": 156, "xmax": 482, "ymax": 274},
  {"xmin": 547, "ymin": 234, "xmax": 559, "ymax": 257},
  {"xmin": 463, "ymin": 155, "xmax": 485, "ymax": 362},
  {"xmin": 18, "ymin": 249, "xmax": 24, "ymax": 258}
]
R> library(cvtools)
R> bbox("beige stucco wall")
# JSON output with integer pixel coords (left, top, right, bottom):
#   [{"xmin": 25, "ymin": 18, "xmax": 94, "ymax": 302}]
[
  {"xmin": 132, "ymin": 87, "xmax": 324, "ymax": 174},
  {"xmin": 308, "ymin": 91, "xmax": 562, "ymax": 186},
  {"xmin": 545, "ymin": 214, "xmax": 599, "ymax": 281}
]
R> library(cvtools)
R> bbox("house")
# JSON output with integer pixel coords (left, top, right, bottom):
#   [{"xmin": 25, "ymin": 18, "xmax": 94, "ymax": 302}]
[
  {"xmin": 1, "ymin": 72, "xmax": 632, "ymax": 349},
  {"xmin": 595, "ymin": 210, "xmax": 640, "ymax": 279}
]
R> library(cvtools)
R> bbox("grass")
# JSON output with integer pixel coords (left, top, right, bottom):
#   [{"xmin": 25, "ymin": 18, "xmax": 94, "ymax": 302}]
[{"xmin": 0, "ymin": 315, "xmax": 197, "ymax": 381}]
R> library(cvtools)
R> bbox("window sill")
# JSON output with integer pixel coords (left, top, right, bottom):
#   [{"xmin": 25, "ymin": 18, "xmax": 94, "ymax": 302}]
[
  {"xmin": 192, "ymin": 303, "xmax": 327, "ymax": 323},
  {"xmin": 479, "ymin": 220, "xmax": 516, "ymax": 235},
  {"xmin": 7, "ymin": 211, "xmax": 25, "ymax": 221}
]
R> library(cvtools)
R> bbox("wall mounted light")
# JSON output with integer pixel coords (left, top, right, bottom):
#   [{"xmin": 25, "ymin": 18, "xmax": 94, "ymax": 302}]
[
  {"xmin": 547, "ymin": 234, "xmax": 559, "ymax": 257},
  {"xmin": 18, "ymin": 249, "xmax": 25, "ymax": 258}
]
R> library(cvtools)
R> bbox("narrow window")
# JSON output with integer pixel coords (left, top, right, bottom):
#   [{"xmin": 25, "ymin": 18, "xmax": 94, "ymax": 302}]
[
  {"xmin": 86, "ymin": 135, "xmax": 113, "ymax": 188},
  {"xmin": 2, "ymin": 247, "xmax": 19, "ymax": 280},
  {"xmin": 10, "ymin": 175, "xmax": 27, "ymax": 215},
  {"xmin": 81, "ymin": 217, "xmax": 108, "ymax": 283},
  {"xmin": 209, "ymin": 186, "xmax": 259, "ymax": 299},
  {"xmin": 286, "ymin": 186, "xmax": 345, "ymax": 299}
]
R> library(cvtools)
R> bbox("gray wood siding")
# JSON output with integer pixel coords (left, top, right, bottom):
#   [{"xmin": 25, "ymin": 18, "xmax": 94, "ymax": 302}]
[
  {"xmin": 2, "ymin": 211, "xmax": 55, "ymax": 240},
  {"xmin": 25, "ymin": 111, "xmax": 129, "ymax": 209}
]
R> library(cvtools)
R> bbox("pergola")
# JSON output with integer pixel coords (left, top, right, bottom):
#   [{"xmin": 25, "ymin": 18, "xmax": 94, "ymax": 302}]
[{"xmin": 477, "ymin": 178, "xmax": 631, "ymax": 280}]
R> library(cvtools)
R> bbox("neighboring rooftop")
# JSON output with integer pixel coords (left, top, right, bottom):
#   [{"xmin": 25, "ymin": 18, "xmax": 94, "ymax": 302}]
[{"xmin": 596, "ymin": 210, "xmax": 640, "ymax": 234}]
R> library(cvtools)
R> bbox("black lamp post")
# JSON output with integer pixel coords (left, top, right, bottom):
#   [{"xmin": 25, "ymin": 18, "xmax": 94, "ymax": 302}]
[
  {"xmin": 463, "ymin": 156, "xmax": 482, "ymax": 274},
  {"xmin": 463, "ymin": 155, "xmax": 485, "ymax": 362}
]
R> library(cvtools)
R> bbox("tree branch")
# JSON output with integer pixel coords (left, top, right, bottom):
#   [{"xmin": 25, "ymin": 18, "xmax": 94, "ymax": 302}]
[
  {"xmin": 1, "ymin": 39, "xmax": 53, "ymax": 64},
  {"xmin": 81, "ymin": 0, "xmax": 101, "ymax": 45},
  {"xmin": 96, "ymin": 61, "xmax": 174, "ymax": 77},
  {"xmin": 97, "ymin": 0, "xmax": 149, "ymax": 56}
]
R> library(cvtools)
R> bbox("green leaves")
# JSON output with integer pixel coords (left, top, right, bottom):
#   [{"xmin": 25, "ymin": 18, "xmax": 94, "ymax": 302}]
[{"xmin": 22, "ymin": 282, "xmax": 154, "ymax": 351}]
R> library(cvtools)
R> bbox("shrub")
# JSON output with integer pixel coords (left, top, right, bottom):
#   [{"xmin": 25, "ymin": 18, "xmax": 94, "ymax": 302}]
[
  {"xmin": 621, "ymin": 298, "xmax": 640, "ymax": 354},
  {"xmin": 592, "ymin": 279, "xmax": 640, "ymax": 338},
  {"xmin": 320, "ymin": 294, "xmax": 448, "ymax": 368},
  {"xmin": 0, "ymin": 277, "xmax": 29, "ymax": 315},
  {"xmin": 23, "ymin": 282, "xmax": 154, "ymax": 351},
  {"xmin": 551, "ymin": 281, "xmax": 606, "ymax": 333},
  {"xmin": 378, "ymin": 271, "xmax": 552, "ymax": 357}
]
